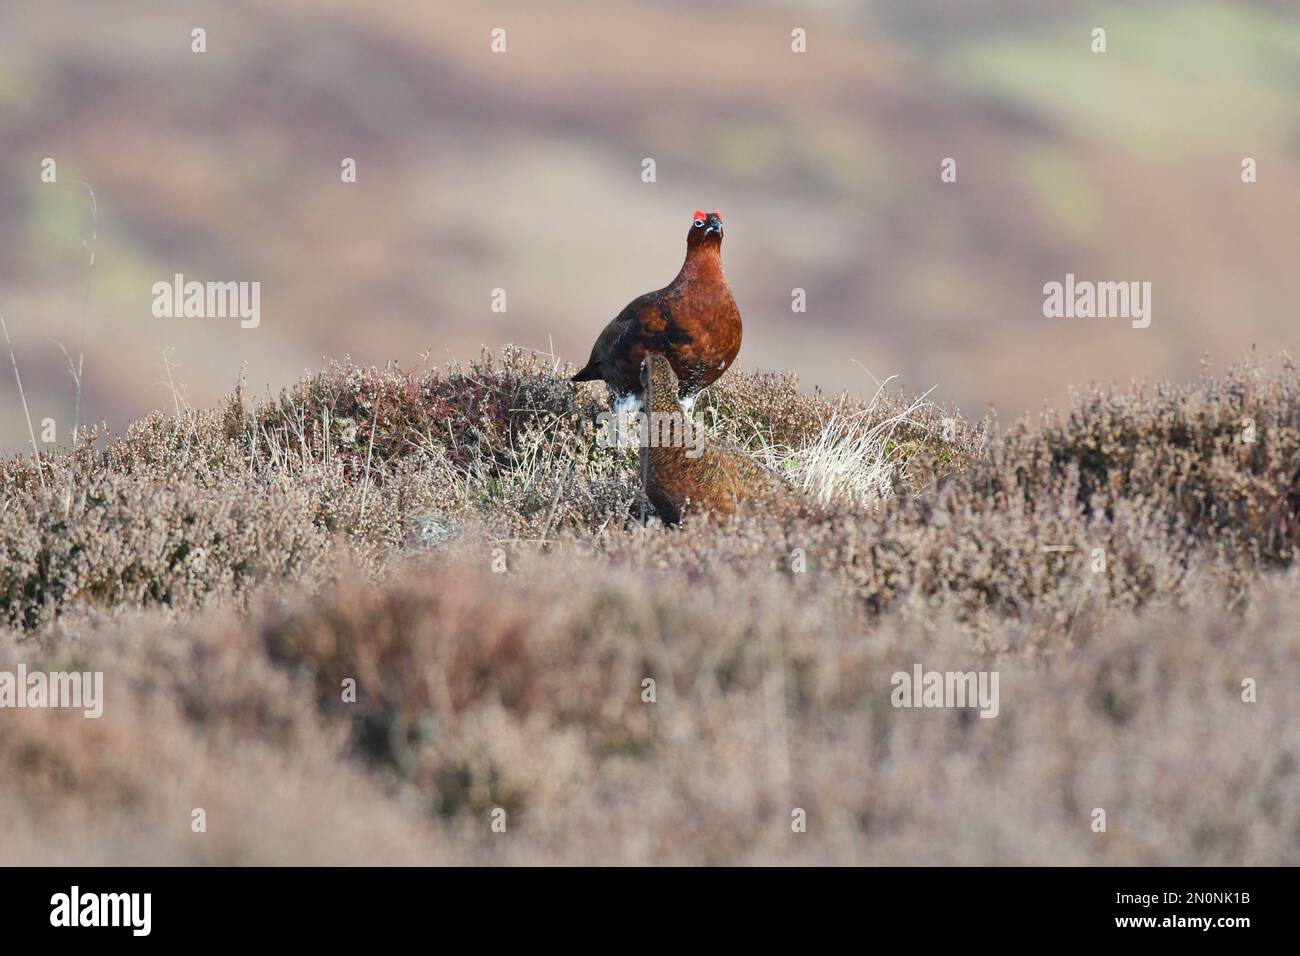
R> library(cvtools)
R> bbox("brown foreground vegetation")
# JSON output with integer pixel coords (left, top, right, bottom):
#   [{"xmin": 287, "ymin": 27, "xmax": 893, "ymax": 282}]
[{"xmin": 1, "ymin": 349, "xmax": 1297, "ymax": 864}]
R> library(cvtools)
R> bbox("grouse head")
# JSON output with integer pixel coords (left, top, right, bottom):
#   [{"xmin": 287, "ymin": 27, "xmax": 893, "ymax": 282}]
[
  {"xmin": 686, "ymin": 208, "xmax": 724, "ymax": 248},
  {"xmin": 640, "ymin": 353, "xmax": 682, "ymax": 413}
]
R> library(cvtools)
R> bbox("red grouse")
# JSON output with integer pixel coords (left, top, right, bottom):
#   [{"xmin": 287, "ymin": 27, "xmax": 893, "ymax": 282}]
[
  {"xmin": 638, "ymin": 353, "xmax": 797, "ymax": 524},
  {"xmin": 572, "ymin": 209, "xmax": 741, "ymax": 413}
]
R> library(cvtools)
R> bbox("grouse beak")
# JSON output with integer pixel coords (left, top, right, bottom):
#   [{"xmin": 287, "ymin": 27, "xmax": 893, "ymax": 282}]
[{"xmin": 704, "ymin": 213, "xmax": 723, "ymax": 237}]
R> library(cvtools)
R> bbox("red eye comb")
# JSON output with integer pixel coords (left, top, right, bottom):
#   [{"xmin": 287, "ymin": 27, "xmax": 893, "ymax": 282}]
[
  {"xmin": 693, "ymin": 209, "xmax": 706, "ymax": 221},
  {"xmin": 714, "ymin": 210, "xmax": 723, "ymax": 220}
]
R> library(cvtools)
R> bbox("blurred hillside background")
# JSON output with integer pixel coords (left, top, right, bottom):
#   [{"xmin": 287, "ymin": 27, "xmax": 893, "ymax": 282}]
[{"xmin": 1, "ymin": 0, "xmax": 1298, "ymax": 450}]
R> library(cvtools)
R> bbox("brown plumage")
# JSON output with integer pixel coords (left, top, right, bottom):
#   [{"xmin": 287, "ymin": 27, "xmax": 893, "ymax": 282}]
[
  {"xmin": 639, "ymin": 353, "xmax": 793, "ymax": 524},
  {"xmin": 572, "ymin": 210, "xmax": 741, "ymax": 410}
]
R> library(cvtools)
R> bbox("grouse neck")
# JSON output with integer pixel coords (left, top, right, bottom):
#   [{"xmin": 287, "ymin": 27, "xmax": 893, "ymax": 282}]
[
  {"xmin": 646, "ymin": 382, "xmax": 680, "ymax": 415},
  {"xmin": 644, "ymin": 377, "xmax": 691, "ymax": 466},
  {"xmin": 676, "ymin": 242, "xmax": 724, "ymax": 285}
]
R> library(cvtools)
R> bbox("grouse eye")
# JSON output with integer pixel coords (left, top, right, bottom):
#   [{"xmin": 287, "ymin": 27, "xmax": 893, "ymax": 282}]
[{"xmin": 693, "ymin": 219, "xmax": 705, "ymax": 228}]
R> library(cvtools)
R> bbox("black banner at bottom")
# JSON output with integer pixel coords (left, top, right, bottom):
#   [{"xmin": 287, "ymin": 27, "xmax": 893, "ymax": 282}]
[{"xmin": 0, "ymin": 866, "xmax": 1280, "ymax": 942}]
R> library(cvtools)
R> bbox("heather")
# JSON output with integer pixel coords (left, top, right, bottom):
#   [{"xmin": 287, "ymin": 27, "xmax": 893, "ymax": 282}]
[{"xmin": 0, "ymin": 350, "xmax": 1297, "ymax": 864}]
